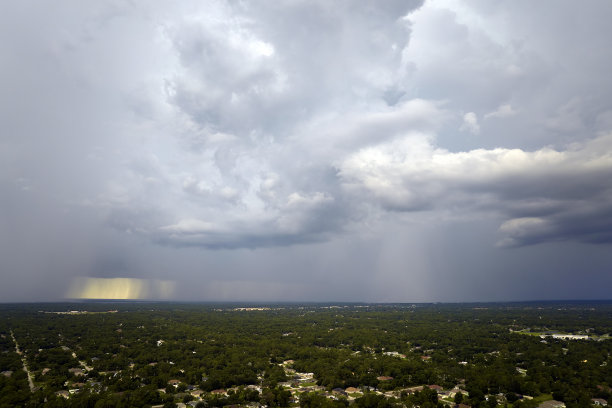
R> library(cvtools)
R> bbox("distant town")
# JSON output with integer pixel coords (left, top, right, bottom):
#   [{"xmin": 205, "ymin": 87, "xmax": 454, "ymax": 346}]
[{"xmin": 1, "ymin": 302, "xmax": 610, "ymax": 408}]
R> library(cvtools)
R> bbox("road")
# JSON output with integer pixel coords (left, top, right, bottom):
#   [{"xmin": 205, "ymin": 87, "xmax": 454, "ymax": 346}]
[
  {"xmin": 71, "ymin": 351, "xmax": 93, "ymax": 371},
  {"xmin": 10, "ymin": 330, "xmax": 35, "ymax": 392}
]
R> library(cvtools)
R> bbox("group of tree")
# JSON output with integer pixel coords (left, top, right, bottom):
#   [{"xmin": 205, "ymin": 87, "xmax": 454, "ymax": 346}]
[{"xmin": 0, "ymin": 301, "xmax": 610, "ymax": 407}]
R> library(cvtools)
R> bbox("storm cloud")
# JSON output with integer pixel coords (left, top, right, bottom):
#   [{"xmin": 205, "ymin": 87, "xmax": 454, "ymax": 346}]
[{"xmin": 1, "ymin": 1, "xmax": 611, "ymax": 302}]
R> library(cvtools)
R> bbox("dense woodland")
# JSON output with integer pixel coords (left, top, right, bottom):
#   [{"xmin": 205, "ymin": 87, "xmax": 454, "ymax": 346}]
[{"xmin": 0, "ymin": 301, "xmax": 610, "ymax": 408}]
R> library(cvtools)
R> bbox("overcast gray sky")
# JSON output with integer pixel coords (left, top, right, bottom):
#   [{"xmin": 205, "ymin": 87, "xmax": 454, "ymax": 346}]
[{"xmin": 2, "ymin": 0, "xmax": 612, "ymax": 302}]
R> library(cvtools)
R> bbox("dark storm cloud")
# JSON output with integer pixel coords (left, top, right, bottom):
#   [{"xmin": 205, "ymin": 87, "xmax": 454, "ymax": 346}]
[
  {"xmin": 1, "ymin": 0, "xmax": 612, "ymax": 302},
  {"xmin": 90, "ymin": 0, "xmax": 430, "ymax": 250},
  {"xmin": 340, "ymin": 133, "xmax": 612, "ymax": 247}
]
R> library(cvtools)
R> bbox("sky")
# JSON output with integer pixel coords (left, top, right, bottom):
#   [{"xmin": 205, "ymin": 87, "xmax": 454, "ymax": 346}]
[{"xmin": 2, "ymin": 0, "xmax": 612, "ymax": 303}]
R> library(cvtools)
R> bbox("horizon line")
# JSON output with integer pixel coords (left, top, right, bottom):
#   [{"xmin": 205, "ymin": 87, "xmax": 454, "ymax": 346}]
[{"xmin": 1, "ymin": 298, "xmax": 611, "ymax": 305}]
